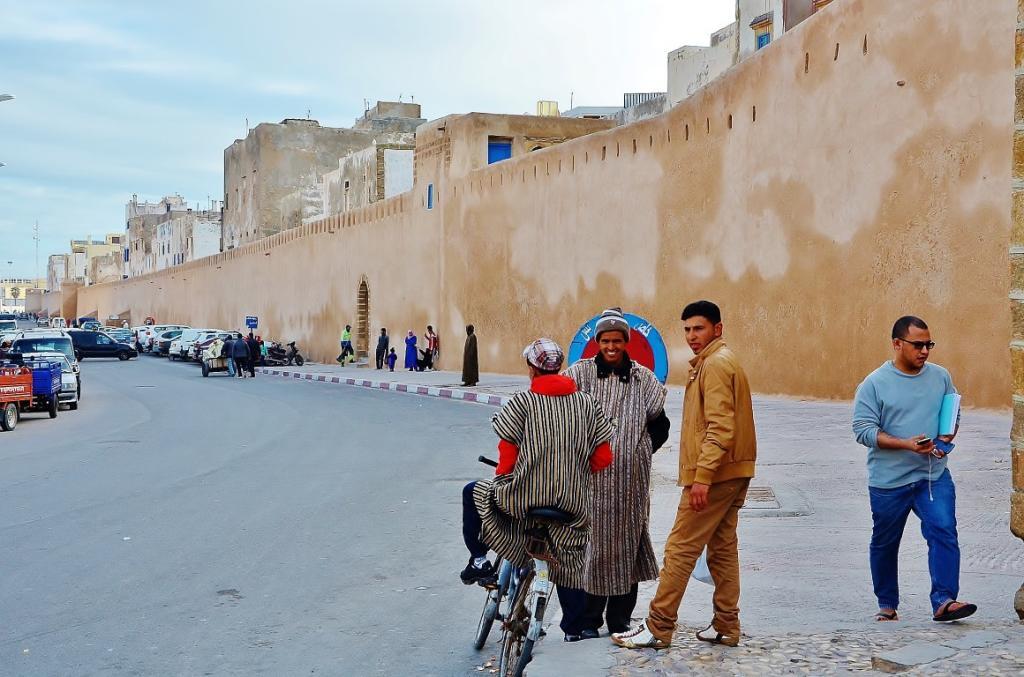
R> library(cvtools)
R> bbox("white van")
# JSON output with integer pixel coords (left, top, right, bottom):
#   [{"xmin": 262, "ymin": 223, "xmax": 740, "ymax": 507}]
[{"xmin": 171, "ymin": 328, "xmax": 215, "ymax": 361}]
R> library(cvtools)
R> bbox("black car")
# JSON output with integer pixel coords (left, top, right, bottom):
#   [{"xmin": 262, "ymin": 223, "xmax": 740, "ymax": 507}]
[{"xmin": 68, "ymin": 329, "xmax": 138, "ymax": 361}]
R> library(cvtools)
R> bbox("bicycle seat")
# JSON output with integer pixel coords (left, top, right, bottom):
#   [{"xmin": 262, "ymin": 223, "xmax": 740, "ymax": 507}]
[{"xmin": 527, "ymin": 507, "xmax": 577, "ymax": 525}]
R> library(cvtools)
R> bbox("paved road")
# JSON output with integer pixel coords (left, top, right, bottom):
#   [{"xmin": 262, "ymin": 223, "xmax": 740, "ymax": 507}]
[{"xmin": 1, "ymin": 352, "xmax": 498, "ymax": 675}]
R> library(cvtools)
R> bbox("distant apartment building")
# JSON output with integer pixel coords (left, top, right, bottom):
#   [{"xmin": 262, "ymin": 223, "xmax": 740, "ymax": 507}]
[
  {"xmin": 70, "ymin": 234, "xmax": 125, "ymax": 285},
  {"xmin": 667, "ymin": 0, "xmax": 833, "ymax": 105},
  {"xmin": 0, "ymin": 277, "xmax": 45, "ymax": 312},
  {"xmin": 153, "ymin": 209, "xmax": 222, "ymax": 271},
  {"xmin": 125, "ymin": 194, "xmax": 191, "ymax": 277},
  {"xmin": 412, "ymin": 112, "xmax": 617, "ymax": 199},
  {"xmin": 45, "ymin": 233, "xmax": 124, "ymax": 292},
  {"xmin": 47, "ymin": 254, "xmax": 67, "ymax": 292},
  {"xmin": 223, "ymin": 102, "xmax": 425, "ymax": 248}
]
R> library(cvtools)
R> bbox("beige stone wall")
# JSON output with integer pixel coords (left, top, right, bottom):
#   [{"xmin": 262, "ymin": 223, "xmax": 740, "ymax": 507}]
[
  {"xmin": 78, "ymin": 0, "xmax": 1013, "ymax": 409},
  {"xmin": 1011, "ymin": 0, "xmax": 1024, "ymax": 616}
]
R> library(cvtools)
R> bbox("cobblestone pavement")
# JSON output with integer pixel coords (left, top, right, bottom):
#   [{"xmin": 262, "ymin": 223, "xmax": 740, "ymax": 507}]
[{"xmin": 609, "ymin": 620, "xmax": 1024, "ymax": 675}]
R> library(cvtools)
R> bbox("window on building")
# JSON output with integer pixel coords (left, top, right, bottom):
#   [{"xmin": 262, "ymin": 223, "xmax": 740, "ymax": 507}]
[
  {"xmin": 488, "ymin": 137, "xmax": 513, "ymax": 164},
  {"xmin": 751, "ymin": 12, "xmax": 773, "ymax": 50},
  {"xmin": 427, "ymin": 183, "xmax": 434, "ymax": 210}
]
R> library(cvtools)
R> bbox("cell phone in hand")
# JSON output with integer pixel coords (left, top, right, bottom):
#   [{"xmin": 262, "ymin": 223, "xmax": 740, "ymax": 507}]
[
  {"xmin": 915, "ymin": 437, "xmax": 931, "ymax": 446},
  {"xmin": 933, "ymin": 438, "xmax": 955, "ymax": 455}
]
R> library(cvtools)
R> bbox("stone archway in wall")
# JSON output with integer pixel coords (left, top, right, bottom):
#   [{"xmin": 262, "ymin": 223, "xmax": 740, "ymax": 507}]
[{"xmin": 356, "ymin": 278, "xmax": 370, "ymax": 361}]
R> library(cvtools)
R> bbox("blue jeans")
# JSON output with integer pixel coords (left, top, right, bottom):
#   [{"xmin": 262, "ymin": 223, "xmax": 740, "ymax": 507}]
[
  {"xmin": 226, "ymin": 357, "xmax": 236, "ymax": 376},
  {"xmin": 868, "ymin": 469, "xmax": 960, "ymax": 613}
]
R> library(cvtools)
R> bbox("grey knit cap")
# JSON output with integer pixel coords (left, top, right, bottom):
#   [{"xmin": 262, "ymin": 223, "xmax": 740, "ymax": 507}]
[{"xmin": 594, "ymin": 307, "xmax": 630, "ymax": 341}]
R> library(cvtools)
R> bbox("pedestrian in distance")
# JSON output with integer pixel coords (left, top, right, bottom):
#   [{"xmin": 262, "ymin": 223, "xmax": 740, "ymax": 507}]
[
  {"xmin": 852, "ymin": 315, "xmax": 976, "ymax": 623},
  {"xmin": 223, "ymin": 337, "xmax": 237, "ymax": 377},
  {"xmin": 231, "ymin": 334, "xmax": 251, "ymax": 378},
  {"xmin": 386, "ymin": 347, "xmax": 398, "ymax": 372},
  {"xmin": 425, "ymin": 325, "xmax": 439, "ymax": 370},
  {"xmin": 258, "ymin": 335, "xmax": 267, "ymax": 366},
  {"xmin": 460, "ymin": 338, "xmax": 614, "ymax": 641},
  {"xmin": 564, "ymin": 307, "xmax": 669, "ymax": 641},
  {"xmin": 245, "ymin": 332, "xmax": 258, "ymax": 377},
  {"xmin": 375, "ymin": 328, "xmax": 389, "ymax": 370},
  {"xmin": 404, "ymin": 330, "xmax": 417, "ymax": 371},
  {"xmin": 461, "ymin": 324, "xmax": 478, "ymax": 387},
  {"xmin": 614, "ymin": 300, "xmax": 756, "ymax": 650},
  {"xmin": 337, "ymin": 325, "xmax": 354, "ymax": 365}
]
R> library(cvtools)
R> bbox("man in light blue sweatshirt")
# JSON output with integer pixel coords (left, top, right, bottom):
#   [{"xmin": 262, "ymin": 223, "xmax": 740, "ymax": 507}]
[{"xmin": 852, "ymin": 316, "xmax": 976, "ymax": 623}]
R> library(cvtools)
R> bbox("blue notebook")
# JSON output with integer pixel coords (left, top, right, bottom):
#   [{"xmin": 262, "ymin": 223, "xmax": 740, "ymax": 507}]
[{"xmin": 938, "ymin": 393, "xmax": 961, "ymax": 436}]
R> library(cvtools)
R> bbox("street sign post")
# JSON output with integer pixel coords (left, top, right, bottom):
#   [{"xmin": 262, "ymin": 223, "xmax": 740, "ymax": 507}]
[{"xmin": 245, "ymin": 316, "xmax": 258, "ymax": 330}]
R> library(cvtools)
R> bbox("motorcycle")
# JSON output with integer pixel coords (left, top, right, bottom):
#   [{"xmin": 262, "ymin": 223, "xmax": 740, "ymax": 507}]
[{"xmin": 266, "ymin": 341, "xmax": 305, "ymax": 367}]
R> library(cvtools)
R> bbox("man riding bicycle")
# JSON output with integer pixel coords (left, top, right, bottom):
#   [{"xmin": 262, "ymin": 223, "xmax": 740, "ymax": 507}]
[{"xmin": 460, "ymin": 338, "xmax": 614, "ymax": 641}]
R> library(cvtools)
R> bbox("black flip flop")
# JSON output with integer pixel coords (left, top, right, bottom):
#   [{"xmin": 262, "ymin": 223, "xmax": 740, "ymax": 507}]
[
  {"xmin": 933, "ymin": 601, "xmax": 977, "ymax": 622},
  {"xmin": 875, "ymin": 610, "xmax": 898, "ymax": 621}
]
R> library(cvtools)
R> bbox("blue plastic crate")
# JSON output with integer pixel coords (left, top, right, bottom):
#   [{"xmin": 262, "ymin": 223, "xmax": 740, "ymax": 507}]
[{"xmin": 24, "ymin": 359, "xmax": 61, "ymax": 396}]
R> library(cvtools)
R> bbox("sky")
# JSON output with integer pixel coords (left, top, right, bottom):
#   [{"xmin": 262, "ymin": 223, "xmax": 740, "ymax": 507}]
[{"xmin": 0, "ymin": 0, "xmax": 735, "ymax": 279}]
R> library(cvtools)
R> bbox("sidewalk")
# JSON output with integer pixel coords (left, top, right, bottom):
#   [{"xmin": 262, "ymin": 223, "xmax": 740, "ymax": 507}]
[
  {"xmin": 257, "ymin": 363, "xmax": 526, "ymax": 407},
  {"xmin": 258, "ymin": 362, "xmax": 1023, "ymax": 674}
]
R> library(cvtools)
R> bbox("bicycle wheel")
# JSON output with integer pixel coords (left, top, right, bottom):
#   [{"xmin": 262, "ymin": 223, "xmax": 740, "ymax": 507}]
[
  {"xmin": 473, "ymin": 559, "xmax": 508, "ymax": 650},
  {"xmin": 499, "ymin": 568, "xmax": 534, "ymax": 677}
]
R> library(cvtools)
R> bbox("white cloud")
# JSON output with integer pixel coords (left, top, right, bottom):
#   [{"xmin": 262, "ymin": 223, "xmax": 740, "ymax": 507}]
[{"xmin": 0, "ymin": 4, "xmax": 141, "ymax": 51}]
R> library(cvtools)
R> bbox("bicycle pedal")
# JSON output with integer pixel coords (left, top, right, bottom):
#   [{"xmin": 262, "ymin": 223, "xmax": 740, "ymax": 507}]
[{"xmin": 476, "ymin": 577, "xmax": 499, "ymax": 589}]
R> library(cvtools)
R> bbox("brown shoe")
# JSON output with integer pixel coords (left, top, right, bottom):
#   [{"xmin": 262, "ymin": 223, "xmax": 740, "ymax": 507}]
[{"xmin": 696, "ymin": 624, "xmax": 739, "ymax": 647}]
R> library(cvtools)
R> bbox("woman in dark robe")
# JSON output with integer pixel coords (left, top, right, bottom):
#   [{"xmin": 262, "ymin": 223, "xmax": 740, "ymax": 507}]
[
  {"xmin": 461, "ymin": 324, "xmax": 479, "ymax": 386},
  {"xmin": 404, "ymin": 330, "xmax": 418, "ymax": 370}
]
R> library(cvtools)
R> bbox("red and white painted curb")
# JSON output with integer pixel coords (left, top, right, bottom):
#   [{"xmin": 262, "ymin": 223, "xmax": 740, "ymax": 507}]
[{"xmin": 258, "ymin": 367, "xmax": 509, "ymax": 407}]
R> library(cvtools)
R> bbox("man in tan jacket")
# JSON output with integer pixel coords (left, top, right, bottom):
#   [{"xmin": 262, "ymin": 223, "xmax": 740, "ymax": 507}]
[{"xmin": 613, "ymin": 300, "xmax": 756, "ymax": 649}]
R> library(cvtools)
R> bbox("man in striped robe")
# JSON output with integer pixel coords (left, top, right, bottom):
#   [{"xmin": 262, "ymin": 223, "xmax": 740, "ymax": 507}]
[
  {"xmin": 565, "ymin": 307, "xmax": 667, "ymax": 639},
  {"xmin": 460, "ymin": 338, "xmax": 615, "ymax": 640}
]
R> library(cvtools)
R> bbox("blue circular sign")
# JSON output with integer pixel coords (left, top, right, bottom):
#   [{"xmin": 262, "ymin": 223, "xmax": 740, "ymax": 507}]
[{"xmin": 567, "ymin": 312, "xmax": 669, "ymax": 383}]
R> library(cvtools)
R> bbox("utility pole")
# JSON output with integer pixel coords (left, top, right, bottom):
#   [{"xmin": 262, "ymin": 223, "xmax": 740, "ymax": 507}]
[{"xmin": 33, "ymin": 221, "xmax": 39, "ymax": 288}]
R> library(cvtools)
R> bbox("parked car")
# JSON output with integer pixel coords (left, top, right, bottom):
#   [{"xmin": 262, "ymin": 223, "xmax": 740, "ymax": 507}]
[
  {"xmin": 79, "ymin": 320, "xmax": 103, "ymax": 331},
  {"xmin": 0, "ymin": 319, "xmax": 17, "ymax": 333},
  {"xmin": 172, "ymin": 328, "xmax": 216, "ymax": 361},
  {"xmin": 137, "ymin": 324, "xmax": 189, "ymax": 353},
  {"xmin": 11, "ymin": 330, "xmax": 77, "ymax": 365},
  {"xmin": 105, "ymin": 328, "xmax": 133, "ymax": 344},
  {"xmin": 36, "ymin": 317, "xmax": 49, "ymax": 326},
  {"xmin": 49, "ymin": 317, "xmax": 68, "ymax": 329},
  {"xmin": 155, "ymin": 329, "xmax": 184, "ymax": 356},
  {"xmin": 68, "ymin": 329, "xmax": 138, "ymax": 360},
  {"xmin": 191, "ymin": 331, "xmax": 243, "ymax": 362}
]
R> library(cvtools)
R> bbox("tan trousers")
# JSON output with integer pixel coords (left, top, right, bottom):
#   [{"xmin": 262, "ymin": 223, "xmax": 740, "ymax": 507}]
[{"xmin": 647, "ymin": 478, "xmax": 750, "ymax": 640}]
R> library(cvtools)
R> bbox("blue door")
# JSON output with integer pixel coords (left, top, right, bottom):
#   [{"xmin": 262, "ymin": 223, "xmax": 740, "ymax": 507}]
[{"xmin": 488, "ymin": 140, "xmax": 512, "ymax": 164}]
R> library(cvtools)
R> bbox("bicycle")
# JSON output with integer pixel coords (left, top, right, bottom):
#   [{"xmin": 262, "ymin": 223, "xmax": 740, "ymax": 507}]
[{"xmin": 471, "ymin": 455, "xmax": 576, "ymax": 677}]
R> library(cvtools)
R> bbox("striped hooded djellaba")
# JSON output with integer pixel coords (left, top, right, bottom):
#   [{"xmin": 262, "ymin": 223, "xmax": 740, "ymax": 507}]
[
  {"xmin": 564, "ymin": 356, "xmax": 667, "ymax": 596},
  {"xmin": 472, "ymin": 381, "xmax": 614, "ymax": 589}
]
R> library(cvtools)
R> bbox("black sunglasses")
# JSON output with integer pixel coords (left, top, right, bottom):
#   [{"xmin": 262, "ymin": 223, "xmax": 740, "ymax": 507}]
[{"xmin": 898, "ymin": 338, "xmax": 935, "ymax": 351}]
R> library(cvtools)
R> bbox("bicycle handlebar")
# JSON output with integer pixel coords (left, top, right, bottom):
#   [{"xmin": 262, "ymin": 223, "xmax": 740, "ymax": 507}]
[{"xmin": 478, "ymin": 455, "xmax": 498, "ymax": 468}]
